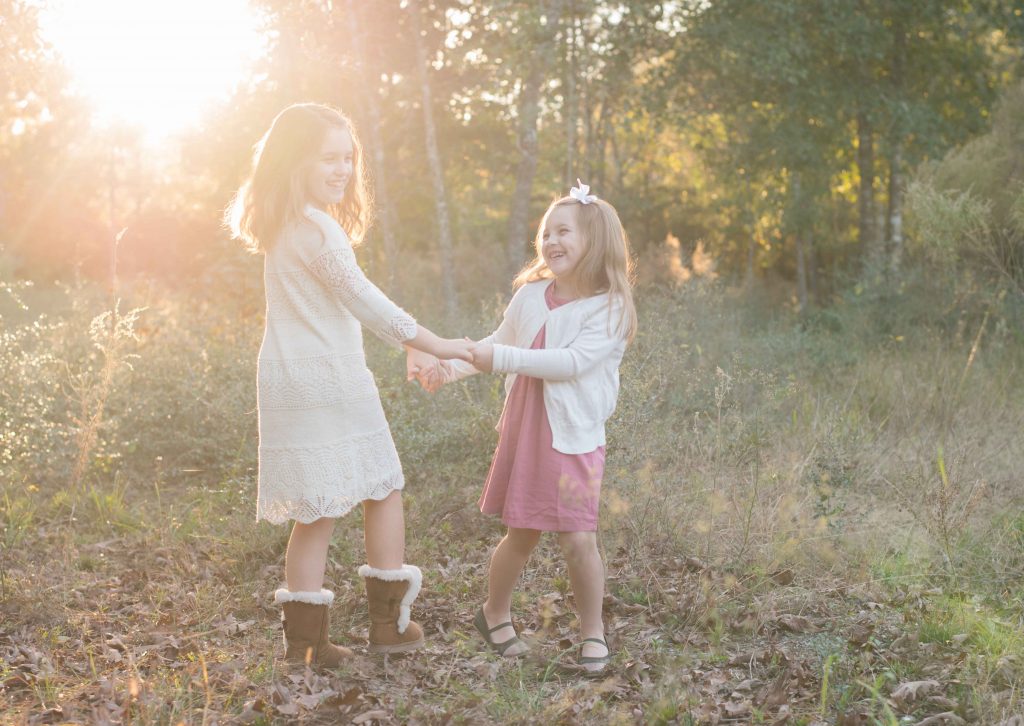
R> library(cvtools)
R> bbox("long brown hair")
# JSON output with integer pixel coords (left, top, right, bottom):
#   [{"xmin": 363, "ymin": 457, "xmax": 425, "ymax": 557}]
[
  {"xmin": 514, "ymin": 196, "xmax": 638, "ymax": 342},
  {"xmin": 226, "ymin": 103, "xmax": 372, "ymax": 253}
]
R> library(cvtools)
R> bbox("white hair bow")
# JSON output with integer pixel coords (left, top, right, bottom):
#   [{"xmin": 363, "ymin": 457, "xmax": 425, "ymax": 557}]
[{"xmin": 569, "ymin": 178, "xmax": 598, "ymax": 204}]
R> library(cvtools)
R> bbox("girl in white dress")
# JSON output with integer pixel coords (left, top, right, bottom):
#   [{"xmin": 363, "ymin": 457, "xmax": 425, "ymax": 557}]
[{"xmin": 228, "ymin": 103, "xmax": 472, "ymax": 665}]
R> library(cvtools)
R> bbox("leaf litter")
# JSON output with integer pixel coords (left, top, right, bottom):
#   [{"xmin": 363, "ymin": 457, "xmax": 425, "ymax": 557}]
[{"xmin": 2, "ymin": 509, "xmax": 1021, "ymax": 723}]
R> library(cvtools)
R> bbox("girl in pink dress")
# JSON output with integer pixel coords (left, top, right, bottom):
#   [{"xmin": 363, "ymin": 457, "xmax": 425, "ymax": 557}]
[{"xmin": 432, "ymin": 181, "xmax": 637, "ymax": 674}]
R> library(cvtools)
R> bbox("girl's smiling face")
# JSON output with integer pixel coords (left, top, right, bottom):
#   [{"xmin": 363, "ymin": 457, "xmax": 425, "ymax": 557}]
[
  {"xmin": 305, "ymin": 126, "xmax": 353, "ymax": 209},
  {"xmin": 541, "ymin": 204, "xmax": 585, "ymax": 282}
]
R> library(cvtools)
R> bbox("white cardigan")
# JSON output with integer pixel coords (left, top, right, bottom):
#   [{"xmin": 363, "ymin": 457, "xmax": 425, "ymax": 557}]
[{"xmin": 452, "ymin": 280, "xmax": 628, "ymax": 454}]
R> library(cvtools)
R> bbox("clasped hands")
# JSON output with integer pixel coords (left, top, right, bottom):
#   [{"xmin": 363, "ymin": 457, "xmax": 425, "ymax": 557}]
[{"xmin": 405, "ymin": 339, "xmax": 494, "ymax": 393}]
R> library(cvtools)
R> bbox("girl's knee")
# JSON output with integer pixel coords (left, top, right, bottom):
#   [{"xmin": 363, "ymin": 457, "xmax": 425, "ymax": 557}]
[
  {"xmin": 505, "ymin": 527, "xmax": 541, "ymax": 554},
  {"xmin": 557, "ymin": 531, "xmax": 597, "ymax": 562}
]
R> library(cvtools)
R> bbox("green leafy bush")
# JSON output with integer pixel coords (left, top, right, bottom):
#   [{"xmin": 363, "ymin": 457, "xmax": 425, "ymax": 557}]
[{"xmin": 907, "ymin": 81, "xmax": 1024, "ymax": 295}]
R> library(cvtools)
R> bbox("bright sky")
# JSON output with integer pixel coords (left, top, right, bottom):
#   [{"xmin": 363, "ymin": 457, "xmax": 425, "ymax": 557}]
[{"xmin": 41, "ymin": 0, "xmax": 265, "ymax": 140}]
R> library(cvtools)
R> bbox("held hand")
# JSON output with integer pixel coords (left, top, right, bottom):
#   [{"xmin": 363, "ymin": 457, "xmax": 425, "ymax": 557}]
[
  {"xmin": 434, "ymin": 338, "xmax": 475, "ymax": 363},
  {"xmin": 406, "ymin": 348, "xmax": 442, "ymax": 393},
  {"xmin": 469, "ymin": 341, "xmax": 494, "ymax": 373},
  {"xmin": 422, "ymin": 359, "xmax": 454, "ymax": 393}
]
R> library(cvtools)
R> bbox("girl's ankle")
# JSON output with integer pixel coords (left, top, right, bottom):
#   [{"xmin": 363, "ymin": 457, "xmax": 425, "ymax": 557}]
[{"xmin": 482, "ymin": 600, "xmax": 509, "ymax": 618}]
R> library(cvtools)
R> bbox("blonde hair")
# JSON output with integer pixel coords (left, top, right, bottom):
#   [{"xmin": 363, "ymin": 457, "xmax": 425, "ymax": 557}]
[
  {"xmin": 514, "ymin": 196, "xmax": 638, "ymax": 342},
  {"xmin": 226, "ymin": 103, "xmax": 372, "ymax": 253}
]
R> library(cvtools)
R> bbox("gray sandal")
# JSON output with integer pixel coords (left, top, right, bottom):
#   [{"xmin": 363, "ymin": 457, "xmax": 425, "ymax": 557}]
[
  {"xmin": 473, "ymin": 608, "xmax": 527, "ymax": 657},
  {"xmin": 578, "ymin": 637, "xmax": 610, "ymax": 675}
]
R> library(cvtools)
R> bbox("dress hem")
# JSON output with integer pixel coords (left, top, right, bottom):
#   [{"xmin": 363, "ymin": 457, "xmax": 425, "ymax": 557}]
[
  {"xmin": 480, "ymin": 508, "xmax": 598, "ymax": 533},
  {"xmin": 257, "ymin": 473, "xmax": 404, "ymax": 525}
]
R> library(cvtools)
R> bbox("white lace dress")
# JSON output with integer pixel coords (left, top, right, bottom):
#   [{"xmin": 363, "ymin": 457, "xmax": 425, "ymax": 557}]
[{"xmin": 255, "ymin": 207, "xmax": 417, "ymax": 524}]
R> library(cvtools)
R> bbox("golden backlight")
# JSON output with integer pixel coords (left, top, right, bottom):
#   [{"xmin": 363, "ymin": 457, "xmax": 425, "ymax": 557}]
[{"xmin": 41, "ymin": 0, "xmax": 265, "ymax": 139}]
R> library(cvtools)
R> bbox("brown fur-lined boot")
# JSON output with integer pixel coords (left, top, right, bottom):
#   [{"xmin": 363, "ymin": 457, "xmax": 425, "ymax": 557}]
[
  {"xmin": 358, "ymin": 565, "xmax": 425, "ymax": 653},
  {"xmin": 274, "ymin": 588, "xmax": 353, "ymax": 667}
]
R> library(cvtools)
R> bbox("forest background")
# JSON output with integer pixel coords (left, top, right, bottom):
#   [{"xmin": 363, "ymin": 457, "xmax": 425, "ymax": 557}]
[{"xmin": 2, "ymin": 1, "xmax": 1024, "ymax": 724}]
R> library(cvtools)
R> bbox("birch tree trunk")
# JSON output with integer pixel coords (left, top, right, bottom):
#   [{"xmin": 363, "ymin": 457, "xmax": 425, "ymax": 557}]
[
  {"xmin": 887, "ymin": 145, "xmax": 904, "ymax": 271},
  {"xmin": 564, "ymin": 1, "xmax": 577, "ymax": 188},
  {"xmin": 580, "ymin": 18, "xmax": 593, "ymax": 183},
  {"xmin": 857, "ymin": 111, "xmax": 876, "ymax": 258},
  {"xmin": 885, "ymin": 19, "xmax": 907, "ymax": 273},
  {"xmin": 344, "ymin": 0, "xmax": 398, "ymax": 294},
  {"xmin": 506, "ymin": 0, "xmax": 563, "ymax": 278},
  {"xmin": 409, "ymin": 0, "xmax": 457, "ymax": 317}
]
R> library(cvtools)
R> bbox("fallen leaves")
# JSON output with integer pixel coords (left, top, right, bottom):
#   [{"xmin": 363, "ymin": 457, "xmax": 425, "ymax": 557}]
[
  {"xmin": 915, "ymin": 712, "xmax": 967, "ymax": 725},
  {"xmin": 773, "ymin": 614, "xmax": 819, "ymax": 634},
  {"xmin": 890, "ymin": 678, "xmax": 942, "ymax": 710},
  {"xmin": 2, "ymin": 516, "xmax": 1022, "ymax": 725}
]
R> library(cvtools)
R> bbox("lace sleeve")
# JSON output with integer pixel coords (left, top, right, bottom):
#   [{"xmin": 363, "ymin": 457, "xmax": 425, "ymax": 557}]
[{"xmin": 307, "ymin": 245, "xmax": 417, "ymax": 345}]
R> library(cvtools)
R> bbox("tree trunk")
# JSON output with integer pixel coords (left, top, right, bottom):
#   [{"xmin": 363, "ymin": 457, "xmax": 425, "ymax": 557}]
[
  {"xmin": 857, "ymin": 111, "xmax": 876, "ymax": 258},
  {"xmin": 886, "ymin": 18, "xmax": 907, "ymax": 274},
  {"xmin": 108, "ymin": 142, "xmax": 119, "ymax": 302},
  {"xmin": 744, "ymin": 177, "xmax": 756, "ymax": 288},
  {"xmin": 564, "ymin": 2, "xmax": 577, "ymax": 187},
  {"xmin": 595, "ymin": 101, "xmax": 611, "ymax": 193},
  {"xmin": 609, "ymin": 123, "xmax": 624, "ymax": 192},
  {"xmin": 807, "ymin": 230, "xmax": 818, "ymax": 301},
  {"xmin": 796, "ymin": 232, "xmax": 808, "ymax": 315},
  {"xmin": 791, "ymin": 173, "xmax": 808, "ymax": 316},
  {"xmin": 409, "ymin": 0, "xmax": 457, "ymax": 318},
  {"xmin": 345, "ymin": 0, "xmax": 398, "ymax": 294},
  {"xmin": 887, "ymin": 145, "xmax": 904, "ymax": 271},
  {"xmin": 506, "ymin": 0, "xmax": 563, "ymax": 278},
  {"xmin": 580, "ymin": 20, "xmax": 593, "ymax": 183}
]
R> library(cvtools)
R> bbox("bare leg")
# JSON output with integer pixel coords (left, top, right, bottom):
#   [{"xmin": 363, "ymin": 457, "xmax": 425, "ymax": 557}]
[
  {"xmin": 363, "ymin": 489, "xmax": 405, "ymax": 570},
  {"xmin": 481, "ymin": 527, "xmax": 541, "ymax": 654},
  {"xmin": 285, "ymin": 517, "xmax": 337, "ymax": 592},
  {"xmin": 558, "ymin": 531, "xmax": 608, "ymax": 662}
]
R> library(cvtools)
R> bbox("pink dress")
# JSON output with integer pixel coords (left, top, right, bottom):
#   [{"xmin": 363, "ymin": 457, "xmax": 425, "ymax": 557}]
[{"xmin": 478, "ymin": 284, "xmax": 605, "ymax": 532}]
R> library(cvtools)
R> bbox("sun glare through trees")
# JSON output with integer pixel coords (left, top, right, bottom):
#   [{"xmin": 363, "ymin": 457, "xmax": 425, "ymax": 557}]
[{"xmin": 40, "ymin": 0, "xmax": 265, "ymax": 139}]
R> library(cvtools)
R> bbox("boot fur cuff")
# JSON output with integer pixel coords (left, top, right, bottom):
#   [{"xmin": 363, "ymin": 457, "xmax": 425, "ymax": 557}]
[
  {"xmin": 357, "ymin": 564, "xmax": 422, "ymax": 634},
  {"xmin": 273, "ymin": 588, "xmax": 335, "ymax": 606}
]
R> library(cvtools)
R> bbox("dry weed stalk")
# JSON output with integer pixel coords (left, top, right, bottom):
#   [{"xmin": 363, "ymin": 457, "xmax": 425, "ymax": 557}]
[
  {"xmin": 882, "ymin": 310, "xmax": 992, "ymax": 575},
  {"xmin": 68, "ymin": 301, "xmax": 144, "ymax": 492}
]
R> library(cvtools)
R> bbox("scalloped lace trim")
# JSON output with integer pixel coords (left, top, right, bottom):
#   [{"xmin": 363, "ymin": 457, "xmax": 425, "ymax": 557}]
[{"xmin": 257, "ymin": 427, "xmax": 404, "ymax": 524}]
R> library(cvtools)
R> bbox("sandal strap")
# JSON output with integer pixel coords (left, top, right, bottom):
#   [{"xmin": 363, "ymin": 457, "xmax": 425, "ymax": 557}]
[
  {"xmin": 493, "ymin": 635, "xmax": 523, "ymax": 655},
  {"xmin": 474, "ymin": 608, "xmax": 525, "ymax": 656},
  {"xmin": 579, "ymin": 637, "xmax": 610, "ymax": 666}
]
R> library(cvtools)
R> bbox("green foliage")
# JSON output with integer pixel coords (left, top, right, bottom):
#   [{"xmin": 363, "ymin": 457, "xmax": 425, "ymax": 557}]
[
  {"xmin": 0, "ymin": 288, "xmax": 76, "ymax": 486},
  {"xmin": 906, "ymin": 81, "xmax": 1024, "ymax": 295}
]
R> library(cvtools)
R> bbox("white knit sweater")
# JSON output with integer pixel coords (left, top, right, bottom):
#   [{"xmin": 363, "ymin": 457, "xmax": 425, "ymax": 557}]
[
  {"xmin": 255, "ymin": 207, "xmax": 416, "ymax": 524},
  {"xmin": 451, "ymin": 280, "xmax": 627, "ymax": 454}
]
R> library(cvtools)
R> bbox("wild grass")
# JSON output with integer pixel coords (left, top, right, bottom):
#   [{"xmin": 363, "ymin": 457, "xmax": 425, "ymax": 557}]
[{"xmin": 1, "ymin": 272, "xmax": 1022, "ymax": 723}]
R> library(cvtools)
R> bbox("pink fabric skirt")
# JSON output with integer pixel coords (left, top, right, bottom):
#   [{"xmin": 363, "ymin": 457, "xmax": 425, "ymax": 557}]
[{"xmin": 478, "ymin": 284, "xmax": 605, "ymax": 532}]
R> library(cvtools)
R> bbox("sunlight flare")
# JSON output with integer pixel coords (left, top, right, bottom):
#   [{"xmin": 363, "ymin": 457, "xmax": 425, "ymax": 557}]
[{"xmin": 41, "ymin": 0, "xmax": 265, "ymax": 138}]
